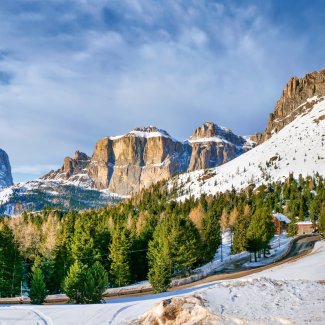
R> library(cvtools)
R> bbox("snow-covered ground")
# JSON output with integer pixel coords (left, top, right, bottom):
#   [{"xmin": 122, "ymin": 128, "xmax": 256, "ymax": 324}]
[
  {"xmin": 0, "ymin": 180, "xmax": 123, "ymax": 216},
  {"xmin": 173, "ymin": 96, "xmax": 325, "ymax": 200},
  {"xmin": 1, "ymin": 239, "xmax": 323, "ymax": 324}
]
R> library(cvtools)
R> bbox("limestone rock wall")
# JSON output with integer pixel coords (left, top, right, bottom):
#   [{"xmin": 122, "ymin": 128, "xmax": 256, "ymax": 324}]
[
  {"xmin": 0, "ymin": 149, "xmax": 14, "ymax": 188},
  {"xmin": 42, "ymin": 124, "xmax": 253, "ymax": 196},
  {"xmin": 261, "ymin": 69, "xmax": 325, "ymax": 142}
]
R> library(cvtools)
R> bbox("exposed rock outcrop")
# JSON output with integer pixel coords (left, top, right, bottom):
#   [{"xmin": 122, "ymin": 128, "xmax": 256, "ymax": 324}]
[
  {"xmin": 42, "ymin": 124, "xmax": 254, "ymax": 196},
  {"xmin": 42, "ymin": 150, "xmax": 94, "ymax": 187},
  {"xmin": 87, "ymin": 127, "xmax": 191, "ymax": 194},
  {"xmin": 187, "ymin": 122, "xmax": 254, "ymax": 171},
  {"xmin": 261, "ymin": 69, "xmax": 325, "ymax": 142},
  {"xmin": 0, "ymin": 149, "xmax": 14, "ymax": 188}
]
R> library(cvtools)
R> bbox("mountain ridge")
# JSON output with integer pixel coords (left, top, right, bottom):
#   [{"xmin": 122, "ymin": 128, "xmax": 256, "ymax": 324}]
[
  {"xmin": 1, "ymin": 68, "xmax": 324, "ymax": 215},
  {"xmin": 172, "ymin": 95, "xmax": 325, "ymax": 200},
  {"xmin": 252, "ymin": 69, "xmax": 325, "ymax": 143},
  {"xmin": 42, "ymin": 122, "xmax": 253, "ymax": 195}
]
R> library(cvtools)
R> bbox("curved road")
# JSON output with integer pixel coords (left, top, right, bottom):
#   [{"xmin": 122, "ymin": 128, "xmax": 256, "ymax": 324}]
[
  {"xmin": 103, "ymin": 234, "xmax": 320, "ymax": 299},
  {"xmin": 0, "ymin": 235, "xmax": 320, "ymax": 325}
]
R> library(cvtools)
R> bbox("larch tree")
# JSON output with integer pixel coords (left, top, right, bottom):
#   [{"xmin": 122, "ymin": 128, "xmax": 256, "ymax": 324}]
[{"xmin": 220, "ymin": 208, "xmax": 229, "ymax": 232}]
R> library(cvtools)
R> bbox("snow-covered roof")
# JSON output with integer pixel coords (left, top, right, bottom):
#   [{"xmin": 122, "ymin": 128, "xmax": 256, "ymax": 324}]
[
  {"xmin": 295, "ymin": 221, "xmax": 314, "ymax": 226},
  {"xmin": 272, "ymin": 213, "xmax": 290, "ymax": 224}
]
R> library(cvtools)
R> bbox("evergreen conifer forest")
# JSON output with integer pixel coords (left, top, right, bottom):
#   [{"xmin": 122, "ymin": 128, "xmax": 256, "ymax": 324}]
[{"xmin": 0, "ymin": 174, "xmax": 324, "ymax": 300}]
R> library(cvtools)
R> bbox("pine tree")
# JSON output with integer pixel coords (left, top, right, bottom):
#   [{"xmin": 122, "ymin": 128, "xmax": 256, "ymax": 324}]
[
  {"xmin": 29, "ymin": 257, "xmax": 48, "ymax": 304},
  {"xmin": 259, "ymin": 208, "xmax": 275, "ymax": 256},
  {"xmin": 70, "ymin": 216, "xmax": 97, "ymax": 265},
  {"xmin": 201, "ymin": 210, "xmax": 221, "ymax": 262},
  {"xmin": 84, "ymin": 262, "xmax": 108, "ymax": 303},
  {"xmin": 0, "ymin": 223, "xmax": 23, "ymax": 297},
  {"xmin": 246, "ymin": 208, "xmax": 274, "ymax": 261},
  {"xmin": 147, "ymin": 220, "xmax": 172, "ymax": 293},
  {"xmin": 170, "ymin": 218, "xmax": 201, "ymax": 275},
  {"xmin": 232, "ymin": 205, "xmax": 251, "ymax": 254},
  {"xmin": 109, "ymin": 225, "xmax": 131, "ymax": 287},
  {"xmin": 287, "ymin": 219, "xmax": 298, "ymax": 237},
  {"xmin": 318, "ymin": 203, "xmax": 325, "ymax": 236},
  {"xmin": 309, "ymin": 199, "xmax": 319, "ymax": 224},
  {"xmin": 63, "ymin": 261, "xmax": 86, "ymax": 303}
]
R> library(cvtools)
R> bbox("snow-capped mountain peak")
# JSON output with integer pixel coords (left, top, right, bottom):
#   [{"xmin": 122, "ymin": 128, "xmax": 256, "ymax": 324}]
[
  {"xmin": 173, "ymin": 96, "xmax": 325, "ymax": 200},
  {"xmin": 188, "ymin": 121, "xmax": 251, "ymax": 146},
  {"xmin": 109, "ymin": 126, "xmax": 174, "ymax": 141}
]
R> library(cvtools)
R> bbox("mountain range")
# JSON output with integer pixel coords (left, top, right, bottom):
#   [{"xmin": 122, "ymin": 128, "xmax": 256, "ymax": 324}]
[
  {"xmin": 0, "ymin": 68, "xmax": 324, "ymax": 215},
  {"xmin": 41, "ymin": 123, "xmax": 254, "ymax": 195}
]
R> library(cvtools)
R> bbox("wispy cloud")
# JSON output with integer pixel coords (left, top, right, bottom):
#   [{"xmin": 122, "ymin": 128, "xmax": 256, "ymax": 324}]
[{"xmin": 0, "ymin": 0, "xmax": 324, "ymax": 182}]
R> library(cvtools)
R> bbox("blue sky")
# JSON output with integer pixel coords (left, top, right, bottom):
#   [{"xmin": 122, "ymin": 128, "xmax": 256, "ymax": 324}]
[{"xmin": 0, "ymin": 0, "xmax": 324, "ymax": 183}]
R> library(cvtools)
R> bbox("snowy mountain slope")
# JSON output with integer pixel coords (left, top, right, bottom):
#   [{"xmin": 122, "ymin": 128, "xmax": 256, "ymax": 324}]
[
  {"xmin": 172, "ymin": 96, "xmax": 325, "ymax": 199},
  {"xmin": 0, "ymin": 180, "xmax": 123, "ymax": 216}
]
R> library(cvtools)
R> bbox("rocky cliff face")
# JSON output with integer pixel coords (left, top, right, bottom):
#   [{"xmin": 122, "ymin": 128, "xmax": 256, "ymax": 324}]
[
  {"xmin": 42, "ymin": 125, "xmax": 253, "ymax": 195},
  {"xmin": 42, "ymin": 150, "xmax": 94, "ymax": 187},
  {"xmin": 261, "ymin": 69, "xmax": 325, "ymax": 142},
  {"xmin": 187, "ymin": 122, "xmax": 254, "ymax": 171},
  {"xmin": 0, "ymin": 149, "xmax": 14, "ymax": 188},
  {"xmin": 87, "ymin": 127, "xmax": 190, "ymax": 194}
]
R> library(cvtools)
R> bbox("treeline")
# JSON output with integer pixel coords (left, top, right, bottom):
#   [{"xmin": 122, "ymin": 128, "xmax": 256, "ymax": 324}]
[{"xmin": 0, "ymin": 174, "xmax": 324, "ymax": 301}]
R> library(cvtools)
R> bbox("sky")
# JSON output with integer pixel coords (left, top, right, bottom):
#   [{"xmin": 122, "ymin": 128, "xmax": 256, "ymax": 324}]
[{"xmin": 0, "ymin": 0, "xmax": 324, "ymax": 183}]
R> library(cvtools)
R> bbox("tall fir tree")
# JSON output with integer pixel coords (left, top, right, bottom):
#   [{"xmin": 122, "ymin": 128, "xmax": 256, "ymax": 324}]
[
  {"xmin": 318, "ymin": 203, "xmax": 325, "ymax": 236},
  {"xmin": 232, "ymin": 205, "xmax": 252, "ymax": 254},
  {"xmin": 84, "ymin": 262, "xmax": 108, "ymax": 303},
  {"xmin": 63, "ymin": 260, "xmax": 86, "ymax": 304},
  {"xmin": 70, "ymin": 216, "xmax": 98, "ymax": 265},
  {"xmin": 29, "ymin": 257, "xmax": 48, "ymax": 304},
  {"xmin": 147, "ymin": 219, "xmax": 172, "ymax": 293},
  {"xmin": 109, "ymin": 225, "xmax": 131, "ymax": 287},
  {"xmin": 201, "ymin": 210, "xmax": 221, "ymax": 263},
  {"xmin": 0, "ymin": 223, "xmax": 23, "ymax": 297},
  {"xmin": 246, "ymin": 208, "xmax": 274, "ymax": 261},
  {"xmin": 170, "ymin": 217, "xmax": 202, "ymax": 275}
]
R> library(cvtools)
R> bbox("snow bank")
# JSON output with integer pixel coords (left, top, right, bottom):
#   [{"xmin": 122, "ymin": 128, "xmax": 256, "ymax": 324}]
[
  {"xmin": 250, "ymin": 240, "xmax": 325, "ymax": 281},
  {"xmin": 0, "ymin": 241, "xmax": 324, "ymax": 324}
]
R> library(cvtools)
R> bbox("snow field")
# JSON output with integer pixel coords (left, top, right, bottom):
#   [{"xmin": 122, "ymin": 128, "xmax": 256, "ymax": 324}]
[{"xmin": 174, "ymin": 96, "xmax": 325, "ymax": 200}]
